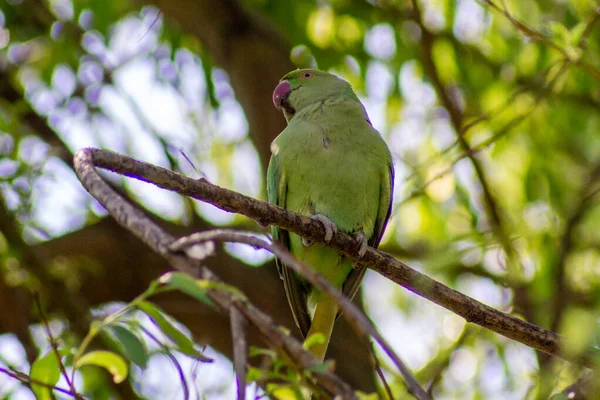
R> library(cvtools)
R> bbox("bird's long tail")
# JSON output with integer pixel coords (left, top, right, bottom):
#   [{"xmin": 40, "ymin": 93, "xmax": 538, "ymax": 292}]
[{"xmin": 305, "ymin": 296, "xmax": 338, "ymax": 363}]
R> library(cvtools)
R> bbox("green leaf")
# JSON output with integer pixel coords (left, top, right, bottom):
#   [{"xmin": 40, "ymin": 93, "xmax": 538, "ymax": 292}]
[
  {"xmin": 159, "ymin": 272, "xmax": 214, "ymax": 306},
  {"xmin": 570, "ymin": 22, "xmax": 587, "ymax": 45},
  {"xmin": 246, "ymin": 366, "xmax": 265, "ymax": 383},
  {"xmin": 548, "ymin": 21, "xmax": 570, "ymax": 48},
  {"xmin": 549, "ymin": 395, "xmax": 569, "ymax": 400},
  {"xmin": 137, "ymin": 300, "xmax": 212, "ymax": 362},
  {"xmin": 30, "ymin": 350, "xmax": 61, "ymax": 400},
  {"xmin": 266, "ymin": 384, "xmax": 303, "ymax": 400},
  {"xmin": 103, "ymin": 325, "xmax": 149, "ymax": 368},
  {"xmin": 305, "ymin": 359, "xmax": 335, "ymax": 374},
  {"xmin": 560, "ymin": 308, "xmax": 596, "ymax": 356},
  {"xmin": 75, "ymin": 350, "xmax": 128, "ymax": 384},
  {"xmin": 302, "ymin": 333, "xmax": 325, "ymax": 350},
  {"xmin": 290, "ymin": 45, "xmax": 316, "ymax": 68},
  {"xmin": 249, "ymin": 347, "xmax": 277, "ymax": 359},
  {"xmin": 356, "ymin": 392, "xmax": 380, "ymax": 400}
]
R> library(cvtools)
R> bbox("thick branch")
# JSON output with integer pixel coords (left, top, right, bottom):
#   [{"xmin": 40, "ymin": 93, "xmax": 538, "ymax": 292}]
[{"xmin": 78, "ymin": 147, "xmax": 600, "ymax": 368}]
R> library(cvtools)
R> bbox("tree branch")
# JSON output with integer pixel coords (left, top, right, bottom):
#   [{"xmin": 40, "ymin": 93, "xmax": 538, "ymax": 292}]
[
  {"xmin": 551, "ymin": 163, "xmax": 600, "ymax": 333},
  {"xmin": 410, "ymin": 0, "xmax": 523, "ymax": 279},
  {"xmin": 75, "ymin": 147, "xmax": 600, "ymax": 369},
  {"xmin": 170, "ymin": 230, "xmax": 430, "ymax": 400},
  {"xmin": 73, "ymin": 148, "xmax": 358, "ymax": 399}
]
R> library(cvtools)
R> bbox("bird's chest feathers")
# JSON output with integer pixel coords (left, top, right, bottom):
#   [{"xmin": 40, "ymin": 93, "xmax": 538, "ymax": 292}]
[{"xmin": 276, "ymin": 126, "xmax": 379, "ymax": 235}]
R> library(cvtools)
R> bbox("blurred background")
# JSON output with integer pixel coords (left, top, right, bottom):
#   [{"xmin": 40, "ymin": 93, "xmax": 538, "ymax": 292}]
[{"xmin": 1, "ymin": 0, "xmax": 600, "ymax": 398}]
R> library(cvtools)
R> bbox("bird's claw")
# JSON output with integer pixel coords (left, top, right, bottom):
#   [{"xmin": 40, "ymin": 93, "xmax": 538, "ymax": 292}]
[
  {"xmin": 302, "ymin": 237, "xmax": 314, "ymax": 247},
  {"xmin": 355, "ymin": 232, "xmax": 368, "ymax": 258},
  {"xmin": 256, "ymin": 219, "xmax": 269, "ymax": 228},
  {"xmin": 312, "ymin": 214, "xmax": 337, "ymax": 243},
  {"xmin": 302, "ymin": 214, "xmax": 337, "ymax": 247}
]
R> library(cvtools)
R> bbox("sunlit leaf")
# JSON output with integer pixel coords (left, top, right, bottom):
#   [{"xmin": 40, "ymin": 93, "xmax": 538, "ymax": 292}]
[
  {"xmin": 302, "ymin": 332, "xmax": 325, "ymax": 350},
  {"xmin": 560, "ymin": 308, "xmax": 596, "ymax": 356},
  {"xmin": 75, "ymin": 350, "xmax": 128, "ymax": 384},
  {"xmin": 356, "ymin": 392, "xmax": 380, "ymax": 400}
]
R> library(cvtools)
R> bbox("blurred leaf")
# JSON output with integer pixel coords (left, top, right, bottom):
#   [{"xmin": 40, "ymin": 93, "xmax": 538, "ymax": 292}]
[
  {"xmin": 249, "ymin": 346, "xmax": 277, "ymax": 359},
  {"xmin": 266, "ymin": 383, "xmax": 304, "ymax": 400},
  {"xmin": 102, "ymin": 324, "xmax": 149, "ymax": 368},
  {"xmin": 290, "ymin": 44, "xmax": 316, "ymax": 68},
  {"xmin": 158, "ymin": 271, "xmax": 214, "ymax": 306},
  {"xmin": 302, "ymin": 332, "xmax": 325, "ymax": 350},
  {"xmin": 75, "ymin": 350, "xmax": 128, "ymax": 384},
  {"xmin": 548, "ymin": 21, "xmax": 571, "ymax": 49},
  {"xmin": 432, "ymin": 39, "xmax": 458, "ymax": 84},
  {"xmin": 356, "ymin": 392, "xmax": 380, "ymax": 400},
  {"xmin": 560, "ymin": 308, "xmax": 596, "ymax": 356},
  {"xmin": 306, "ymin": 359, "xmax": 335, "ymax": 374},
  {"xmin": 30, "ymin": 350, "xmax": 61, "ymax": 400},
  {"xmin": 137, "ymin": 300, "xmax": 212, "ymax": 362}
]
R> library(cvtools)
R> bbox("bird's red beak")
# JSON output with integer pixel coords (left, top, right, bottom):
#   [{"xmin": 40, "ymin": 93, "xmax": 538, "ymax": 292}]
[{"xmin": 272, "ymin": 80, "xmax": 291, "ymax": 111}]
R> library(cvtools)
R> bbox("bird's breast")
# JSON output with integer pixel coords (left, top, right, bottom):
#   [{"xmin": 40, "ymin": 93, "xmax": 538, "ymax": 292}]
[{"xmin": 281, "ymin": 132, "xmax": 381, "ymax": 236}]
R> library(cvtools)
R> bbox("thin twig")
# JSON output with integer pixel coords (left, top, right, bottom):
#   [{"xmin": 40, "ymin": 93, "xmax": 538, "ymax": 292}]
[
  {"xmin": 411, "ymin": 0, "xmax": 524, "ymax": 279},
  {"xmin": 550, "ymin": 163, "xmax": 600, "ymax": 333},
  {"xmin": 371, "ymin": 344, "xmax": 394, "ymax": 400},
  {"xmin": 397, "ymin": 52, "xmax": 571, "ymax": 210},
  {"xmin": 137, "ymin": 324, "xmax": 191, "ymax": 400},
  {"xmin": 0, "ymin": 367, "xmax": 81, "ymax": 398},
  {"xmin": 479, "ymin": 0, "xmax": 600, "ymax": 80},
  {"xmin": 33, "ymin": 294, "xmax": 82, "ymax": 399},
  {"xmin": 170, "ymin": 230, "xmax": 430, "ymax": 400},
  {"xmin": 230, "ymin": 303, "xmax": 248, "ymax": 400}
]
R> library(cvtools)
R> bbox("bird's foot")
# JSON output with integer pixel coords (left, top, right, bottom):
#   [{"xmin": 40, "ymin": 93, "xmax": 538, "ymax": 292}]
[
  {"xmin": 355, "ymin": 232, "xmax": 368, "ymax": 258},
  {"xmin": 313, "ymin": 214, "xmax": 337, "ymax": 242},
  {"xmin": 302, "ymin": 214, "xmax": 337, "ymax": 247}
]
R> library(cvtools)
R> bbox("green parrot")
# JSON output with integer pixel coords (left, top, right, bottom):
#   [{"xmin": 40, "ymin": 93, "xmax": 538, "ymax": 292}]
[{"xmin": 267, "ymin": 69, "xmax": 394, "ymax": 363}]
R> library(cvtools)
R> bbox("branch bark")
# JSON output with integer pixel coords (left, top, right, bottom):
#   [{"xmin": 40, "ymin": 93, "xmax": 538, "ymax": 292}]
[
  {"xmin": 73, "ymin": 147, "xmax": 359, "ymax": 399},
  {"xmin": 170, "ymin": 230, "xmax": 430, "ymax": 400},
  {"xmin": 78, "ymin": 147, "xmax": 600, "ymax": 369}
]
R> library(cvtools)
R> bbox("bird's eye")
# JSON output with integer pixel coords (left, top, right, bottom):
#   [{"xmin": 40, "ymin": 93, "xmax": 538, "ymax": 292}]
[{"xmin": 302, "ymin": 72, "xmax": 313, "ymax": 79}]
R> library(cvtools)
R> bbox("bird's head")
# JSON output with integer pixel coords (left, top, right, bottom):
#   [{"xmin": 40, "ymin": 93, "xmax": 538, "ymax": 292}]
[{"xmin": 272, "ymin": 69, "xmax": 353, "ymax": 121}]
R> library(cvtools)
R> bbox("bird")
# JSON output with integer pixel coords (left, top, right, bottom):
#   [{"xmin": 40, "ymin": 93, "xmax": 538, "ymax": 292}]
[{"xmin": 267, "ymin": 68, "xmax": 394, "ymax": 363}]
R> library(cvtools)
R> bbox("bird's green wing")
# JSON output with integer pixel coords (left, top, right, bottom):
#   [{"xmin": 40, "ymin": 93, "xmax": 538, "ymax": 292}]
[
  {"xmin": 341, "ymin": 161, "xmax": 395, "ymax": 303},
  {"xmin": 267, "ymin": 153, "xmax": 312, "ymax": 336}
]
